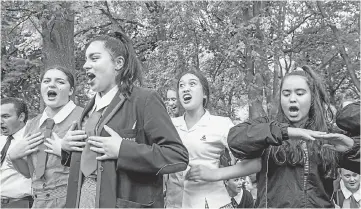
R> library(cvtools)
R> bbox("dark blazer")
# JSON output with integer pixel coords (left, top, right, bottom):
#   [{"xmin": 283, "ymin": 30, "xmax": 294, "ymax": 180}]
[
  {"xmin": 237, "ymin": 190, "xmax": 254, "ymax": 208},
  {"xmin": 62, "ymin": 86, "xmax": 189, "ymax": 208}
]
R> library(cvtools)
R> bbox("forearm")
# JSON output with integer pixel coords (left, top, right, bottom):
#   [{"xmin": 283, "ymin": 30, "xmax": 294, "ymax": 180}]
[
  {"xmin": 10, "ymin": 157, "xmax": 31, "ymax": 178},
  {"xmin": 228, "ymin": 117, "xmax": 289, "ymax": 159},
  {"xmin": 117, "ymin": 141, "xmax": 188, "ymax": 174},
  {"xmin": 213, "ymin": 158, "xmax": 261, "ymax": 181}
]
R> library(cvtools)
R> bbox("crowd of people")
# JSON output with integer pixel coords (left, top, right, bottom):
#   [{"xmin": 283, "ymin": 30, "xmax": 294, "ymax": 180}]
[{"xmin": 0, "ymin": 31, "xmax": 359, "ymax": 209}]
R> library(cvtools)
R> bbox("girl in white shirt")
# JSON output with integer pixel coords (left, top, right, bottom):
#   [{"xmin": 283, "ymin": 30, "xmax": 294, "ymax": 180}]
[{"xmin": 165, "ymin": 70, "xmax": 260, "ymax": 208}]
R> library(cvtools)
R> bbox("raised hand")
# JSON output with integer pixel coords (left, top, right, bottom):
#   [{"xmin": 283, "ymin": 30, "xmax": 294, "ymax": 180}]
[
  {"xmin": 87, "ymin": 125, "xmax": 123, "ymax": 160},
  {"xmin": 61, "ymin": 122, "xmax": 87, "ymax": 152},
  {"xmin": 9, "ymin": 132, "xmax": 44, "ymax": 160},
  {"xmin": 317, "ymin": 133, "xmax": 354, "ymax": 152},
  {"xmin": 288, "ymin": 127, "xmax": 327, "ymax": 141}
]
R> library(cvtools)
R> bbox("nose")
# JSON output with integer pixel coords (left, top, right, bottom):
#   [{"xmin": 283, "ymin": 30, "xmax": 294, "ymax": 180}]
[
  {"xmin": 182, "ymin": 85, "xmax": 190, "ymax": 93},
  {"xmin": 83, "ymin": 59, "xmax": 91, "ymax": 70},
  {"xmin": 289, "ymin": 93, "xmax": 296, "ymax": 103}
]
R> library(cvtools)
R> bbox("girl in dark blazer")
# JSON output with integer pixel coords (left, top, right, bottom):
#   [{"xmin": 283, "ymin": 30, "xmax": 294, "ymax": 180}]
[{"xmin": 61, "ymin": 31, "xmax": 189, "ymax": 208}]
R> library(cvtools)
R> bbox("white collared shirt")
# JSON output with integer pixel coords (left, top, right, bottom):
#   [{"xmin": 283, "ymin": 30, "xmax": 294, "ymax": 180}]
[
  {"xmin": 0, "ymin": 126, "xmax": 32, "ymax": 198},
  {"xmin": 167, "ymin": 110, "xmax": 235, "ymax": 208},
  {"xmin": 91, "ymin": 85, "xmax": 119, "ymax": 114},
  {"xmin": 340, "ymin": 179, "xmax": 361, "ymax": 208},
  {"xmin": 39, "ymin": 100, "xmax": 76, "ymax": 127}
]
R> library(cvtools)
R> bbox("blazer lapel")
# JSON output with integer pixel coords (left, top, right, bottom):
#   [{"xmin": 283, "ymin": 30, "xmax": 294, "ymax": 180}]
[
  {"xmin": 97, "ymin": 90, "xmax": 126, "ymax": 134},
  {"xmin": 77, "ymin": 97, "xmax": 95, "ymax": 130}
]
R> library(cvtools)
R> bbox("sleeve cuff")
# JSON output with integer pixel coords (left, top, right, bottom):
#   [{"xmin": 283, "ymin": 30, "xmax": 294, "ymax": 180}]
[{"xmin": 280, "ymin": 123, "xmax": 289, "ymax": 141}]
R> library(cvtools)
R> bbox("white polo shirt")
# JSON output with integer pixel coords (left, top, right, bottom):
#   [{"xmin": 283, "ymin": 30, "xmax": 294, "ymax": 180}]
[{"xmin": 166, "ymin": 110, "xmax": 234, "ymax": 208}]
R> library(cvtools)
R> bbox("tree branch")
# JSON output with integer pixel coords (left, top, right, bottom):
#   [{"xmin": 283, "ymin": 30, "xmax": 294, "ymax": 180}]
[
  {"xmin": 7, "ymin": 12, "xmax": 37, "ymax": 35},
  {"xmin": 286, "ymin": 14, "xmax": 312, "ymax": 35},
  {"xmin": 316, "ymin": 1, "xmax": 360, "ymax": 92},
  {"xmin": 74, "ymin": 22, "xmax": 112, "ymax": 37},
  {"xmin": 100, "ymin": 1, "xmax": 125, "ymax": 33},
  {"xmin": 316, "ymin": 52, "xmax": 338, "ymax": 71},
  {"xmin": 29, "ymin": 16, "xmax": 44, "ymax": 37}
]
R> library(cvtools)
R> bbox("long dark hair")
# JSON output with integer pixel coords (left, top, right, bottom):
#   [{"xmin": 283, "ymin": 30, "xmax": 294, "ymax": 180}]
[
  {"xmin": 88, "ymin": 31, "xmax": 142, "ymax": 95},
  {"xmin": 272, "ymin": 65, "xmax": 338, "ymax": 178}
]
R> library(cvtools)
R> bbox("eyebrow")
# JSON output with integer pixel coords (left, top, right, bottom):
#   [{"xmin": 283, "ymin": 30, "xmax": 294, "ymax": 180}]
[
  {"xmin": 42, "ymin": 77, "xmax": 66, "ymax": 81},
  {"xmin": 87, "ymin": 52, "xmax": 101, "ymax": 57},
  {"xmin": 282, "ymin": 88, "xmax": 306, "ymax": 91}
]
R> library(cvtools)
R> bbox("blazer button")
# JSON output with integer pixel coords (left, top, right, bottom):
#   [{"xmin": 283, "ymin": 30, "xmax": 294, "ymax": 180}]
[
  {"xmin": 99, "ymin": 166, "xmax": 104, "ymax": 172},
  {"xmin": 46, "ymin": 194, "xmax": 50, "ymax": 198}
]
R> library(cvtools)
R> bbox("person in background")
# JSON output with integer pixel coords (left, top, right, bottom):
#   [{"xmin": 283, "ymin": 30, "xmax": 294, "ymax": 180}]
[
  {"xmin": 244, "ymin": 175, "xmax": 257, "ymax": 201},
  {"xmin": 333, "ymin": 168, "xmax": 360, "ymax": 208},
  {"xmin": 166, "ymin": 88, "xmax": 181, "ymax": 118},
  {"xmin": 227, "ymin": 65, "xmax": 359, "ymax": 208},
  {"xmin": 332, "ymin": 100, "xmax": 360, "ymax": 208},
  {"xmin": 0, "ymin": 97, "xmax": 33, "ymax": 208},
  {"xmin": 165, "ymin": 70, "xmax": 259, "ymax": 208},
  {"xmin": 9, "ymin": 66, "xmax": 83, "ymax": 208},
  {"xmin": 61, "ymin": 31, "xmax": 189, "ymax": 208},
  {"xmin": 222, "ymin": 176, "xmax": 254, "ymax": 208}
]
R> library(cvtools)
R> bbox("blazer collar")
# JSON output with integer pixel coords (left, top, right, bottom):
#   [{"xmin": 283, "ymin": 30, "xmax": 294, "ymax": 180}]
[
  {"xmin": 96, "ymin": 90, "xmax": 126, "ymax": 134},
  {"xmin": 77, "ymin": 96, "xmax": 96, "ymax": 129}
]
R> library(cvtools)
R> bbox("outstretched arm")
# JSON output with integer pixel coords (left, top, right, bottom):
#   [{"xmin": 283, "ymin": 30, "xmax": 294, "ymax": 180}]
[{"xmin": 186, "ymin": 158, "xmax": 262, "ymax": 182}]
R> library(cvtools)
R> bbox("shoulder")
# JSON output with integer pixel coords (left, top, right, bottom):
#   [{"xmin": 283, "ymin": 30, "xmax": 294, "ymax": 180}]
[
  {"xmin": 26, "ymin": 114, "xmax": 41, "ymax": 126},
  {"xmin": 72, "ymin": 105, "xmax": 84, "ymax": 114},
  {"xmin": 243, "ymin": 189, "xmax": 253, "ymax": 199},
  {"xmin": 172, "ymin": 116, "xmax": 183, "ymax": 126},
  {"xmin": 130, "ymin": 86, "xmax": 161, "ymax": 103},
  {"xmin": 209, "ymin": 115, "xmax": 234, "ymax": 128},
  {"xmin": 131, "ymin": 86, "xmax": 156, "ymax": 97}
]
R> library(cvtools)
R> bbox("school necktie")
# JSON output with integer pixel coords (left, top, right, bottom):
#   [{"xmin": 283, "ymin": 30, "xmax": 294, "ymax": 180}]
[
  {"xmin": 1, "ymin": 135, "xmax": 13, "ymax": 166},
  {"xmin": 350, "ymin": 195, "xmax": 359, "ymax": 208},
  {"xmin": 81, "ymin": 109, "xmax": 102, "ymax": 177},
  {"xmin": 36, "ymin": 118, "xmax": 55, "ymax": 178},
  {"xmin": 231, "ymin": 197, "xmax": 238, "ymax": 208}
]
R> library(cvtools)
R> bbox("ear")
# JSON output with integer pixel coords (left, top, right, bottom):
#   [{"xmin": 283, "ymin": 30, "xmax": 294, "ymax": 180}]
[
  {"xmin": 68, "ymin": 86, "xmax": 74, "ymax": 97},
  {"xmin": 115, "ymin": 56, "xmax": 125, "ymax": 71},
  {"xmin": 18, "ymin": 112, "xmax": 25, "ymax": 123}
]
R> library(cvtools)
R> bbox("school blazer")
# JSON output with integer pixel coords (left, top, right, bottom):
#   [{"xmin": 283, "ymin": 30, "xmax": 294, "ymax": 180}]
[{"xmin": 61, "ymin": 86, "xmax": 189, "ymax": 208}]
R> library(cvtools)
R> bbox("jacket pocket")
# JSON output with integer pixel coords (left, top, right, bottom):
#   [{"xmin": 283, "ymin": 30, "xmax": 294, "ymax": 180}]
[
  {"xmin": 115, "ymin": 198, "xmax": 154, "ymax": 208},
  {"xmin": 118, "ymin": 129, "xmax": 138, "ymax": 142}
]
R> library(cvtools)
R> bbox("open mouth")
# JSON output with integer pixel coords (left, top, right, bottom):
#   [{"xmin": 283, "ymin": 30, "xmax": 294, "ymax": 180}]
[
  {"xmin": 183, "ymin": 94, "xmax": 192, "ymax": 103},
  {"xmin": 1, "ymin": 126, "xmax": 8, "ymax": 134},
  {"xmin": 47, "ymin": 90, "xmax": 57, "ymax": 99},
  {"xmin": 87, "ymin": 72, "xmax": 96, "ymax": 82},
  {"xmin": 289, "ymin": 106, "xmax": 299, "ymax": 117}
]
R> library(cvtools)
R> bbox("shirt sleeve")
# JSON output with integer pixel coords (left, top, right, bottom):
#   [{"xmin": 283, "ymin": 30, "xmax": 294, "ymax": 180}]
[
  {"xmin": 227, "ymin": 116, "xmax": 289, "ymax": 159},
  {"xmin": 338, "ymin": 135, "xmax": 360, "ymax": 174},
  {"xmin": 117, "ymin": 91, "xmax": 189, "ymax": 175}
]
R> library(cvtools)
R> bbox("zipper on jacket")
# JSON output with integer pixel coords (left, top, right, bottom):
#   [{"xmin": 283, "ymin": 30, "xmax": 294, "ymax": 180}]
[{"xmin": 302, "ymin": 141, "xmax": 309, "ymax": 208}]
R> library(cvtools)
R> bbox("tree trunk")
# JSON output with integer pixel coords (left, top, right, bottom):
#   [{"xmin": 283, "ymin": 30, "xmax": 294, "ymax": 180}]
[
  {"xmin": 316, "ymin": 1, "xmax": 360, "ymax": 92},
  {"xmin": 40, "ymin": 2, "xmax": 75, "ymax": 110},
  {"xmin": 244, "ymin": 1, "xmax": 269, "ymax": 120}
]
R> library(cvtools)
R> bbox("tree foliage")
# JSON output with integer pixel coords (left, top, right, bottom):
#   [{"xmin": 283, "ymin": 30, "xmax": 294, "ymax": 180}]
[{"xmin": 1, "ymin": 1, "xmax": 359, "ymax": 120}]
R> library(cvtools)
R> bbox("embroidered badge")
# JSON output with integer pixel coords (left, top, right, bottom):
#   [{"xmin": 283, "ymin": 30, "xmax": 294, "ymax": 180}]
[
  {"xmin": 124, "ymin": 137, "xmax": 136, "ymax": 142},
  {"xmin": 200, "ymin": 135, "xmax": 206, "ymax": 141}
]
